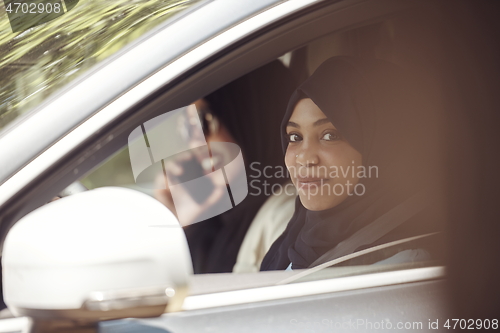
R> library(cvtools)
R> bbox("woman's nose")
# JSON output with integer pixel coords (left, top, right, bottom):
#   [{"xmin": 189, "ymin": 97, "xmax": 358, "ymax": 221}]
[{"xmin": 295, "ymin": 143, "xmax": 319, "ymax": 166}]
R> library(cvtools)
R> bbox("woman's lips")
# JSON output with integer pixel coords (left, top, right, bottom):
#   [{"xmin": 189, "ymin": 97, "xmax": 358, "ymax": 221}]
[{"xmin": 296, "ymin": 178, "xmax": 329, "ymax": 189}]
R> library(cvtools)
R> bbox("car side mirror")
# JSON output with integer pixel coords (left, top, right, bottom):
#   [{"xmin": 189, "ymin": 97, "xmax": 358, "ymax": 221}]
[{"xmin": 2, "ymin": 187, "xmax": 192, "ymax": 332}]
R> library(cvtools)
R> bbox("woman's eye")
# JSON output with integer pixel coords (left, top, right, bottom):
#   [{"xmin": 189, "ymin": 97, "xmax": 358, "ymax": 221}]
[
  {"xmin": 288, "ymin": 133, "xmax": 302, "ymax": 142},
  {"xmin": 322, "ymin": 132, "xmax": 340, "ymax": 141}
]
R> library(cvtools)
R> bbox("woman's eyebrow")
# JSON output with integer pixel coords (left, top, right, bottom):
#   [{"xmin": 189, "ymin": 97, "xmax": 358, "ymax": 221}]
[
  {"xmin": 287, "ymin": 119, "xmax": 332, "ymax": 128},
  {"xmin": 313, "ymin": 118, "xmax": 331, "ymax": 127}
]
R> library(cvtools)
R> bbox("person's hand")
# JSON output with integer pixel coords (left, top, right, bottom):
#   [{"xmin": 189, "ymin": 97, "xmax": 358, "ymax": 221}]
[{"xmin": 153, "ymin": 151, "xmax": 226, "ymax": 226}]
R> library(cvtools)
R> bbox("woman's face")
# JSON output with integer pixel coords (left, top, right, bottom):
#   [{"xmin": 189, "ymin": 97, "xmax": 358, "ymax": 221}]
[{"xmin": 285, "ymin": 98, "xmax": 363, "ymax": 211}]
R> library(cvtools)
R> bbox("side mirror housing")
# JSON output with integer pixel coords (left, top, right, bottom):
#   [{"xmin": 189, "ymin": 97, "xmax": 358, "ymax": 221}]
[{"xmin": 2, "ymin": 187, "xmax": 192, "ymax": 331}]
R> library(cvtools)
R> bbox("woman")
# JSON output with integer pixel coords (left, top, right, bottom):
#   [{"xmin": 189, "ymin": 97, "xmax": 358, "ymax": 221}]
[{"xmin": 261, "ymin": 56, "xmax": 444, "ymax": 271}]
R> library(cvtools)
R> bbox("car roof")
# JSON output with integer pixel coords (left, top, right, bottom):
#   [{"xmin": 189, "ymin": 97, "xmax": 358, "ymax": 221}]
[{"xmin": 0, "ymin": 0, "xmax": 282, "ymax": 185}]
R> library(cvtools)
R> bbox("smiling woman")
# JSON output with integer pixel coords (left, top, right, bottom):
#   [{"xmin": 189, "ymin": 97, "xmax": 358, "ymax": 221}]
[
  {"xmin": 261, "ymin": 56, "xmax": 443, "ymax": 271},
  {"xmin": 285, "ymin": 97, "xmax": 363, "ymax": 211}
]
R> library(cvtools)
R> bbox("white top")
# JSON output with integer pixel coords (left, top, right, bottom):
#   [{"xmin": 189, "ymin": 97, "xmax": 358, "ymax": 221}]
[{"xmin": 233, "ymin": 182, "xmax": 297, "ymax": 273}]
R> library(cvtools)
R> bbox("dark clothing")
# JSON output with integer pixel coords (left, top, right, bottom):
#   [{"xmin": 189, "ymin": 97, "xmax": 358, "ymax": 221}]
[
  {"xmin": 184, "ymin": 193, "xmax": 266, "ymax": 273},
  {"xmin": 261, "ymin": 57, "xmax": 442, "ymax": 271}
]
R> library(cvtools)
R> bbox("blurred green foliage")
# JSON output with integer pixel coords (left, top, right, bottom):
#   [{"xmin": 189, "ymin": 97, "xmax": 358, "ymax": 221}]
[
  {"xmin": 0, "ymin": 0, "xmax": 201, "ymax": 131},
  {"xmin": 81, "ymin": 107, "xmax": 184, "ymax": 190},
  {"xmin": 80, "ymin": 147, "xmax": 136, "ymax": 190}
]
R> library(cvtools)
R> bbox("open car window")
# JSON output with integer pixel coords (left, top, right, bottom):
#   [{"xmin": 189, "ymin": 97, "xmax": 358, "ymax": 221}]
[{"xmin": 77, "ymin": 8, "xmax": 448, "ymax": 286}]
